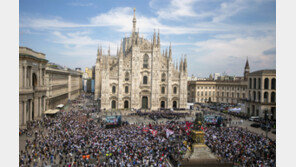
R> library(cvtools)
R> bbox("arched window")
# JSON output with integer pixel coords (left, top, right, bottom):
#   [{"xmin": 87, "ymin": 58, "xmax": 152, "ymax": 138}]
[
  {"xmin": 258, "ymin": 78, "xmax": 261, "ymax": 89},
  {"xmin": 253, "ymin": 78, "xmax": 257, "ymax": 89},
  {"xmin": 143, "ymin": 76, "xmax": 148, "ymax": 84},
  {"xmin": 258, "ymin": 92, "xmax": 261, "ymax": 102},
  {"xmin": 112, "ymin": 86, "xmax": 116, "ymax": 93},
  {"xmin": 125, "ymin": 72, "xmax": 129, "ymax": 81},
  {"xmin": 32, "ymin": 73, "xmax": 37, "ymax": 89},
  {"xmin": 143, "ymin": 54, "xmax": 149, "ymax": 68},
  {"xmin": 264, "ymin": 78, "xmax": 269, "ymax": 89},
  {"xmin": 264, "ymin": 92, "xmax": 268, "ymax": 103},
  {"xmin": 249, "ymin": 78, "xmax": 252, "ymax": 89},
  {"xmin": 271, "ymin": 92, "xmax": 276, "ymax": 103},
  {"xmin": 237, "ymin": 93, "xmax": 240, "ymax": 98},
  {"xmin": 271, "ymin": 78, "xmax": 276, "ymax": 89},
  {"xmin": 201, "ymin": 92, "xmax": 204, "ymax": 96},
  {"xmin": 161, "ymin": 87, "xmax": 165, "ymax": 94},
  {"xmin": 232, "ymin": 92, "xmax": 234, "ymax": 97},
  {"xmin": 125, "ymin": 86, "xmax": 129, "ymax": 93},
  {"xmin": 174, "ymin": 87, "xmax": 177, "ymax": 94},
  {"xmin": 161, "ymin": 73, "xmax": 166, "ymax": 82},
  {"xmin": 253, "ymin": 91, "xmax": 256, "ymax": 101},
  {"xmin": 205, "ymin": 92, "xmax": 207, "ymax": 96}
]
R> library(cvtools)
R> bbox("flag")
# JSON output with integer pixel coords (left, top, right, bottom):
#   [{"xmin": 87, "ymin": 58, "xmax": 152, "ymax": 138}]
[
  {"xmin": 143, "ymin": 127, "xmax": 149, "ymax": 132},
  {"xmin": 166, "ymin": 129, "xmax": 174, "ymax": 138},
  {"xmin": 149, "ymin": 123, "xmax": 152, "ymax": 129},
  {"xmin": 149, "ymin": 129, "xmax": 157, "ymax": 137}
]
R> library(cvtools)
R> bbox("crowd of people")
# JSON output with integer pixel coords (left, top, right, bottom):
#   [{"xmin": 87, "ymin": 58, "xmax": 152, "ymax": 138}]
[
  {"xmin": 19, "ymin": 95, "xmax": 189, "ymax": 167},
  {"xmin": 204, "ymin": 126, "xmax": 276, "ymax": 166},
  {"xmin": 19, "ymin": 94, "xmax": 276, "ymax": 167},
  {"xmin": 135, "ymin": 110, "xmax": 190, "ymax": 121}
]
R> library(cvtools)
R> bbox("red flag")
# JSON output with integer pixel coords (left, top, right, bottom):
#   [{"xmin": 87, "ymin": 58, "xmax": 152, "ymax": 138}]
[{"xmin": 149, "ymin": 123, "xmax": 152, "ymax": 129}]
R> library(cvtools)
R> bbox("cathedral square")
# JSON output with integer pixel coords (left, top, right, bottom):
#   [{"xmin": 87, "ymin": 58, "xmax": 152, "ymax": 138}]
[{"xmin": 19, "ymin": 1, "xmax": 276, "ymax": 167}]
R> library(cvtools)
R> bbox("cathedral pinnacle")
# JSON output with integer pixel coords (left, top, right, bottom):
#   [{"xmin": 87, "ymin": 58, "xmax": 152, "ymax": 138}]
[
  {"xmin": 132, "ymin": 8, "xmax": 137, "ymax": 38},
  {"xmin": 157, "ymin": 29, "xmax": 160, "ymax": 47},
  {"xmin": 169, "ymin": 42, "xmax": 172, "ymax": 60}
]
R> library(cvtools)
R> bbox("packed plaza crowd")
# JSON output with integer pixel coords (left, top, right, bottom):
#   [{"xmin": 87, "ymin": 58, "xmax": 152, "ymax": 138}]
[
  {"xmin": 134, "ymin": 110, "xmax": 190, "ymax": 121},
  {"xmin": 19, "ymin": 95, "xmax": 189, "ymax": 167},
  {"xmin": 204, "ymin": 126, "xmax": 276, "ymax": 166},
  {"xmin": 19, "ymin": 94, "xmax": 275, "ymax": 167}
]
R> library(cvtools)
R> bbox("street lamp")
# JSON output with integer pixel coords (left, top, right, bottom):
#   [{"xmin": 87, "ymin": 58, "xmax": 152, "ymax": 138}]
[{"xmin": 264, "ymin": 109, "xmax": 269, "ymax": 138}]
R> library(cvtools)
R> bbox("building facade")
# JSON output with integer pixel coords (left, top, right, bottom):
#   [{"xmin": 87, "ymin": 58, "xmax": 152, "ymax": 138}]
[
  {"xmin": 19, "ymin": 47, "xmax": 48, "ymax": 128},
  {"xmin": 45, "ymin": 65, "xmax": 83, "ymax": 109},
  {"xmin": 246, "ymin": 70, "xmax": 276, "ymax": 120},
  {"xmin": 20, "ymin": 47, "xmax": 83, "ymax": 128},
  {"xmin": 188, "ymin": 60, "xmax": 249, "ymax": 104},
  {"xmin": 95, "ymin": 9, "xmax": 187, "ymax": 110}
]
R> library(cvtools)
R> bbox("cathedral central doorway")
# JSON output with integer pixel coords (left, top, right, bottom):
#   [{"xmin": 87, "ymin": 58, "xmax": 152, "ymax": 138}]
[
  {"xmin": 111, "ymin": 100, "xmax": 116, "ymax": 109},
  {"xmin": 160, "ymin": 101, "xmax": 165, "ymax": 109},
  {"xmin": 124, "ymin": 100, "xmax": 129, "ymax": 109},
  {"xmin": 142, "ymin": 96, "xmax": 148, "ymax": 109}
]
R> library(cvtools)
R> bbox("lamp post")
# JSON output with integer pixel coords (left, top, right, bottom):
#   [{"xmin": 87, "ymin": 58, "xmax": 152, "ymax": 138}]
[{"xmin": 264, "ymin": 109, "xmax": 269, "ymax": 138}]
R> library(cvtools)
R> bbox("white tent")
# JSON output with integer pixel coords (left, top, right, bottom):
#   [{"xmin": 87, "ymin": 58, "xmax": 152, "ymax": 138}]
[
  {"xmin": 56, "ymin": 104, "xmax": 64, "ymax": 108},
  {"xmin": 44, "ymin": 109, "xmax": 60, "ymax": 115}
]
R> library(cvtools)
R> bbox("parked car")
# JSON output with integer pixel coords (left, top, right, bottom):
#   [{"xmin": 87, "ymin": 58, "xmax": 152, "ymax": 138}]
[
  {"xmin": 250, "ymin": 123, "xmax": 261, "ymax": 128},
  {"xmin": 249, "ymin": 116, "xmax": 260, "ymax": 122}
]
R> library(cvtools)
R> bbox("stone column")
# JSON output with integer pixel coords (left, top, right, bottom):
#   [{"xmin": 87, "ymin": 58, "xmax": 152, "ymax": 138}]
[
  {"xmin": 39, "ymin": 66, "xmax": 42, "ymax": 86},
  {"xmin": 30, "ymin": 99, "xmax": 33, "ymax": 121},
  {"xmin": 24, "ymin": 65, "xmax": 27, "ymax": 88},
  {"xmin": 19, "ymin": 100, "xmax": 23, "ymax": 125},
  {"xmin": 19, "ymin": 65, "xmax": 23, "ymax": 88},
  {"xmin": 23, "ymin": 100, "xmax": 27, "ymax": 125},
  {"xmin": 39, "ymin": 97, "xmax": 42, "ymax": 117},
  {"xmin": 43, "ymin": 97, "xmax": 46, "ymax": 112}
]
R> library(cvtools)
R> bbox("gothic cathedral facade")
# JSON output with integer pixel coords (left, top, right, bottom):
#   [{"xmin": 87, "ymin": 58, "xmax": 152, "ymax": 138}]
[{"xmin": 95, "ymin": 9, "xmax": 187, "ymax": 110}]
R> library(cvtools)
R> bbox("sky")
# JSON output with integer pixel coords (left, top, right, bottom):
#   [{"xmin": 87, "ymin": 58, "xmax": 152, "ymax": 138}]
[{"xmin": 19, "ymin": 0, "xmax": 276, "ymax": 77}]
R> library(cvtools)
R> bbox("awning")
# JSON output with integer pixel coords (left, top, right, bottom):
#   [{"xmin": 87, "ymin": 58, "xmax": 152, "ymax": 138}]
[
  {"xmin": 56, "ymin": 104, "xmax": 64, "ymax": 108},
  {"xmin": 44, "ymin": 109, "xmax": 60, "ymax": 115}
]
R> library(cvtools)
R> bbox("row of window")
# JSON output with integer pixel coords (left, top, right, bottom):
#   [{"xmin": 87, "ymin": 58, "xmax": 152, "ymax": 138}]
[
  {"xmin": 249, "ymin": 78, "xmax": 276, "ymax": 90},
  {"xmin": 197, "ymin": 86, "xmax": 246, "ymax": 91},
  {"xmin": 124, "ymin": 72, "xmax": 167, "ymax": 82},
  {"xmin": 249, "ymin": 91, "xmax": 276, "ymax": 103},
  {"xmin": 111, "ymin": 85, "xmax": 178, "ymax": 94}
]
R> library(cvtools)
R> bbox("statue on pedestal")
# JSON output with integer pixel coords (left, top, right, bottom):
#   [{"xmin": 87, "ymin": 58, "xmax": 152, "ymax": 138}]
[{"xmin": 191, "ymin": 112, "xmax": 205, "ymax": 145}]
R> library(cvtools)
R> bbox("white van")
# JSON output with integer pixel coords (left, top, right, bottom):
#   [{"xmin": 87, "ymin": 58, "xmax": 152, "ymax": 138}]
[{"xmin": 249, "ymin": 116, "xmax": 260, "ymax": 122}]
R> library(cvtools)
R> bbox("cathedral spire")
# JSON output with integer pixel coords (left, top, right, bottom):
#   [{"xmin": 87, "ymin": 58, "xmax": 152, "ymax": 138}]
[
  {"xmin": 165, "ymin": 48, "xmax": 168, "ymax": 57},
  {"xmin": 157, "ymin": 29, "xmax": 160, "ymax": 47},
  {"xmin": 169, "ymin": 42, "xmax": 172, "ymax": 60},
  {"xmin": 108, "ymin": 45, "xmax": 110, "ymax": 57},
  {"xmin": 184, "ymin": 54, "xmax": 187, "ymax": 72},
  {"xmin": 179, "ymin": 56, "xmax": 183, "ymax": 72},
  {"xmin": 132, "ymin": 8, "xmax": 137, "ymax": 38},
  {"xmin": 153, "ymin": 29, "xmax": 156, "ymax": 46}
]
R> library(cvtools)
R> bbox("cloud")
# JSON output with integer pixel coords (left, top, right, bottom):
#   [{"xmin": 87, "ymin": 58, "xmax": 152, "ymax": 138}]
[
  {"xmin": 51, "ymin": 31, "xmax": 119, "ymax": 56},
  {"xmin": 150, "ymin": 0, "xmax": 198, "ymax": 20},
  {"xmin": 192, "ymin": 35, "xmax": 275, "ymax": 75},
  {"xmin": 263, "ymin": 47, "xmax": 276, "ymax": 55},
  {"xmin": 20, "ymin": 17, "xmax": 90, "ymax": 30},
  {"xmin": 20, "ymin": 7, "xmax": 224, "ymax": 35}
]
